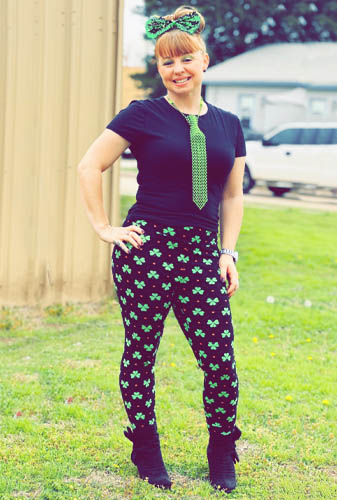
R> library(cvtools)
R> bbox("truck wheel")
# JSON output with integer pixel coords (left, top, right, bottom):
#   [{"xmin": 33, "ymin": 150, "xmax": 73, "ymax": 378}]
[
  {"xmin": 268, "ymin": 187, "xmax": 291, "ymax": 197},
  {"xmin": 243, "ymin": 165, "xmax": 255, "ymax": 194}
]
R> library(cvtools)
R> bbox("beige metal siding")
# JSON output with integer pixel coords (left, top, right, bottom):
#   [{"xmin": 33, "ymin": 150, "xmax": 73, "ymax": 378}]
[{"xmin": 0, "ymin": 0, "xmax": 124, "ymax": 305}]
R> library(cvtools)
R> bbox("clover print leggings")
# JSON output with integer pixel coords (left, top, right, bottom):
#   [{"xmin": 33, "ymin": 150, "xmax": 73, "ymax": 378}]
[{"xmin": 111, "ymin": 217, "xmax": 239, "ymax": 438}]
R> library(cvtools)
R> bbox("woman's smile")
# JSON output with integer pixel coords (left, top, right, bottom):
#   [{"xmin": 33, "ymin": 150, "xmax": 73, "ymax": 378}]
[{"xmin": 173, "ymin": 76, "xmax": 191, "ymax": 85}]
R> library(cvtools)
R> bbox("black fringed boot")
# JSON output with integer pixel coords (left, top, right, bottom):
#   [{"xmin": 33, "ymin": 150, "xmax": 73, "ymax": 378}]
[
  {"xmin": 124, "ymin": 425, "xmax": 172, "ymax": 490},
  {"xmin": 207, "ymin": 425, "xmax": 242, "ymax": 493}
]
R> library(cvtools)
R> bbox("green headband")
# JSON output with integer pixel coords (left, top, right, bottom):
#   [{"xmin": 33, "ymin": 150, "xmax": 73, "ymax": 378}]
[{"xmin": 145, "ymin": 11, "xmax": 201, "ymax": 40}]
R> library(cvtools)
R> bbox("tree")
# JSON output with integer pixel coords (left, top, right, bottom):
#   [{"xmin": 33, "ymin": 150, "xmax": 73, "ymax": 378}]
[{"xmin": 132, "ymin": 0, "xmax": 337, "ymax": 97}]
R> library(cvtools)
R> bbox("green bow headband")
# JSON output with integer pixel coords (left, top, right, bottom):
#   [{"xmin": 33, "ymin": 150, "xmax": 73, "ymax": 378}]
[{"xmin": 145, "ymin": 11, "xmax": 201, "ymax": 40}]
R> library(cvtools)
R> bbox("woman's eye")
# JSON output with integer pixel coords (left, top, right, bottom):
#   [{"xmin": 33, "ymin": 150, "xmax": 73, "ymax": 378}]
[
  {"xmin": 183, "ymin": 58, "xmax": 192, "ymax": 62},
  {"xmin": 163, "ymin": 61, "xmax": 173, "ymax": 66}
]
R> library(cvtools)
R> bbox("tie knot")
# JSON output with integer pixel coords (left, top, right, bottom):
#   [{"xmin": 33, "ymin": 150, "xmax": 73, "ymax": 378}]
[{"xmin": 185, "ymin": 114, "xmax": 198, "ymax": 128}]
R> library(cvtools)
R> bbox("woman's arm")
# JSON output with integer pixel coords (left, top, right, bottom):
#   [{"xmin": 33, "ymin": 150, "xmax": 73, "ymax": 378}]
[
  {"xmin": 218, "ymin": 156, "xmax": 246, "ymax": 297},
  {"xmin": 219, "ymin": 156, "xmax": 246, "ymax": 249},
  {"xmin": 77, "ymin": 129, "xmax": 144, "ymax": 252},
  {"xmin": 77, "ymin": 129, "xmax": 130, "ymax": 234}
]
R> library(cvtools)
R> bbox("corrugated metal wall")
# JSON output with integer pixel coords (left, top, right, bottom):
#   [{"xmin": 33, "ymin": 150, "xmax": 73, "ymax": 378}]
[{"xmin": 0, "ymin": 0, "xmax": 124, "ymax": 305}]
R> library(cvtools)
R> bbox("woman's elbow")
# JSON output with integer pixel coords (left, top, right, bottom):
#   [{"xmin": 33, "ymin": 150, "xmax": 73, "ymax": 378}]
[{"xmin": 221, "ymin": 183, "xmax": 244, "ymax": 201}]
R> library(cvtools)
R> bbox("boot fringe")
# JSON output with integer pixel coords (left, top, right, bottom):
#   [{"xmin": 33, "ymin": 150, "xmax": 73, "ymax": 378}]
[{"xmin": 207, "ymin": 424, "xmax": 242, "ymax": 492}]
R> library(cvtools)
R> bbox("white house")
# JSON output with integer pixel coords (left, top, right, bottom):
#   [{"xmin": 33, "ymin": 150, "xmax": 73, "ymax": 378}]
[{"xmin": 203, "ymin": 42, "xmax": 337, "ymax": 133}]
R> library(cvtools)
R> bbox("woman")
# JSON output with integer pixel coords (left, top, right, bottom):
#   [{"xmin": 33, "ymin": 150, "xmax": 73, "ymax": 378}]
[{"xmin": 78, "ymin": 5, "xmax": 246, "ymax": 493}]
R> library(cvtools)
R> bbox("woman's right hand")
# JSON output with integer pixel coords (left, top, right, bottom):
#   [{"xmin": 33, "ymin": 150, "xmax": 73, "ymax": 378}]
[{"xmin": 97, "ymin": 224, "xmax": 145, "ymax": 254}]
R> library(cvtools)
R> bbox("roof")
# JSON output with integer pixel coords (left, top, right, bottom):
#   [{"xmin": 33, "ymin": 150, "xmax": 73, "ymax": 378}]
[{"xmin": 203, "ymin": 43, "xmax": 337, "ymax": 90}]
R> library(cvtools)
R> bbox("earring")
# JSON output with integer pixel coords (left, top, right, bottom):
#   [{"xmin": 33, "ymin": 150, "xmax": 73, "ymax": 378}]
[{"xmin": 203, "ymin": 69, "xmax": 207, "ymax": 72}]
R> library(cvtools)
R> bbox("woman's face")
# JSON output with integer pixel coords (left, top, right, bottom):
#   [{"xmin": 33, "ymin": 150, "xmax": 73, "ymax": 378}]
[{"xmin": 157, "ymin": 50, "xmax": 209, "ymax": 96}]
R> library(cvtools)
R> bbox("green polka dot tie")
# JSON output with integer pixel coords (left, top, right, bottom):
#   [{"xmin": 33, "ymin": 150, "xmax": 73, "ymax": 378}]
[{"xmin": 166, "ymin": 97, "xmax": 208, "ymax": 210}]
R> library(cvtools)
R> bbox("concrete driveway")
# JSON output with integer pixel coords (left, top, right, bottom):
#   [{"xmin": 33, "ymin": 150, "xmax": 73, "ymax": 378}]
[{"xmin": 120, "ymin": 159, "xmax": 337, "ymax": 212}]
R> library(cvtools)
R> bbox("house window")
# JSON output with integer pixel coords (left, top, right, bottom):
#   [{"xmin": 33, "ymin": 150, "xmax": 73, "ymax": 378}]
[
  {"xmin": 332, "ymin": 99, "xmax": 337, "ymax": 118},
  {"xmin": 238, "ymin": 94, "xmax": 255, "ymax": 127},
  {"xmin": 309, "ymin": 98, "xmax": 326, "ymax": 116}
]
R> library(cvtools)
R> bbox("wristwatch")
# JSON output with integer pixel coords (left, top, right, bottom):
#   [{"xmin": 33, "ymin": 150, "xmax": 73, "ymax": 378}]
[{"xmin": 220, "ymin": 248, "xmax": 238, "ymax": 264}]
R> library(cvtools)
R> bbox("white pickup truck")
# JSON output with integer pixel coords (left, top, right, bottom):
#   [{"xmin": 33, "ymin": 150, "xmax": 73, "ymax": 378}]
[{"xmin": 244, "ymin": 122, "xmax": 337, "ymax": 196}]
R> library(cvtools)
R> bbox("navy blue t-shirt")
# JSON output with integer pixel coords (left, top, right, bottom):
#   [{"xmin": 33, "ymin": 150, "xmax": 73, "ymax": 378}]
[{"xmin": 106, "ymin": 96, "xmax": 246, "ymax": 232}]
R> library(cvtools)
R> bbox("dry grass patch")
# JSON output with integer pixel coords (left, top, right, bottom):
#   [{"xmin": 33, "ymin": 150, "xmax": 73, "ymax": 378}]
[
  {"xmin": 70, "ymin": 470, "xmax": 127, "ymax": 488},
  {"xmin": 63, "ymin": 359, "xmax": 102, "ymax": 369},
  {"xmin": 11, "ymin": 372, "xmax": 39, "ymax": 383},
  {"xmin": 0, "ymin": 336, "xmax": 18, "ymax": 344},
  {"xmin": 12, "ymin": 487, "xmax": 43, "ymax": 499}
]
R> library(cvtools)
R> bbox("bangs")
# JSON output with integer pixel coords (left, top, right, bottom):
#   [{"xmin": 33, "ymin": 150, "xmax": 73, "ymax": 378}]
[{"xmin": 155, "ymin": 30, "xmax": 205, "ymax": 59}]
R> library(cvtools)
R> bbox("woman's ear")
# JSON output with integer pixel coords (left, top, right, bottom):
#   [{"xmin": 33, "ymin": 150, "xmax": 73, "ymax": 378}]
[{"xmin": 203, "ymin": 52, "xmax": 210, "ymax": 72}]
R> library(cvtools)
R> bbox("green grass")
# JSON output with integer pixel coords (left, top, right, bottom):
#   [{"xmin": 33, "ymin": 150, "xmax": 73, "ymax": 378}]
[{"xmin": 0, "ymin": 198, "xmax": 336, "ymax": 499}]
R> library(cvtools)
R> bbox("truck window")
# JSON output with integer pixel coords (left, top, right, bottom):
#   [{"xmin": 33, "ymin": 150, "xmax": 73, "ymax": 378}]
[
  {"xmin": 298, "ymin": 128, "xmax": 317, "ymax": 144},
  {"xmin": 315, "ymin": 129, "xmax": 334, "ymax": 145},
  {"xmin": 330, "ymin": 129, "xmax": 337, "ymax": 144},
  {"xmin": 270, "ymin": 128, "xmax": 300, "ymax": 145}
]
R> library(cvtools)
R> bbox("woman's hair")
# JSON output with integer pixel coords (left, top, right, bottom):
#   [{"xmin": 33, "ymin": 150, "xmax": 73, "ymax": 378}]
[{"xmin": 154, "ymin": 5, "xmax": 206, "ymax": 60}]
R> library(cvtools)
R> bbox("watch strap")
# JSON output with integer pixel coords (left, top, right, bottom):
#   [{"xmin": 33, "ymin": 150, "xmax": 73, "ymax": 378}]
[{"xmin": 220, "ymin": 248, "xmax": 238, "ymax": 263}]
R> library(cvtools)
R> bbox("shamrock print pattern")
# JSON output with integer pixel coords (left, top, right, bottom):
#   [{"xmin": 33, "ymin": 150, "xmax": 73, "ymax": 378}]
[{"xmin": 111, "ymin": 218, "xmax": 239, "ymax": 437}]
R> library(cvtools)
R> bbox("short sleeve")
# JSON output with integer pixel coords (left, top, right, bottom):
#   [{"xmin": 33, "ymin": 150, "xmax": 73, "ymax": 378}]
[
  {"xmin": 235, "ymin": 115, "xmax": 246, "ymax": 157},
  {"xmin": 105, "ymin": 99, "xmax": 145, "ymax": 144}
]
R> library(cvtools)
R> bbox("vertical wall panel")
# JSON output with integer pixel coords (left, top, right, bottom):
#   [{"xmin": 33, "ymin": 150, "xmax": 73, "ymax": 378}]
[{"xmin": 0, "ymin": 0, "xmax": 124, "ymax": 305}]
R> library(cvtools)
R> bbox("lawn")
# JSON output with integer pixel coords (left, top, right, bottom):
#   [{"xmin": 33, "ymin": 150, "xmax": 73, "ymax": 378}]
[{"xmin": 0, "ymin": 197, "xmax": 336, "ymax": 499}]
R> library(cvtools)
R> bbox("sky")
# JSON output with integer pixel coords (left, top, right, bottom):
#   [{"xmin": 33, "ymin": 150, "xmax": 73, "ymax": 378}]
[{"xmin": 123, "ymin": 0, "xmax": 152, "ymax": 66}]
